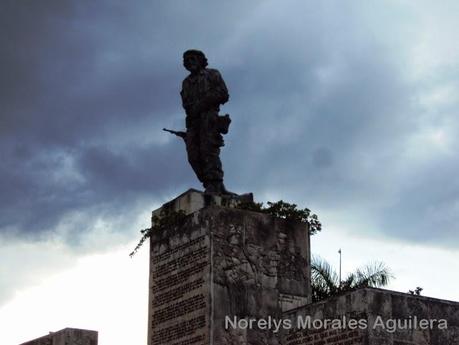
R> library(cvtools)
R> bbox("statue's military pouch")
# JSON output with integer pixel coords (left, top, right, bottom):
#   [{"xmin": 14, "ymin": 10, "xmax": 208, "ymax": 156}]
[{"xmin": 218, "ymin": 114, "xmax": 231, "ymax": 134}]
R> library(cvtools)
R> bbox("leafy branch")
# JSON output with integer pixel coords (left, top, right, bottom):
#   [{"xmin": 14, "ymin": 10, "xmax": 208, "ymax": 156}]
[
  {"xmin": 236, "ymin": 200, "xmax": 322, "ymax": 235},
  {"xmin": 129, "ymin": 209, "xmax": 187, "ymax": 257},
  {"xmin": 409, "ymin": 287, "xmax": 423, "ymax": 296}
]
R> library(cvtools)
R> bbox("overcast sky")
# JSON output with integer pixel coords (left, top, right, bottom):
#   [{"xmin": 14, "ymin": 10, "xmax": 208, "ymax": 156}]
[{"xmin": 1, "ymin": 1, "xmax": 459, "ymax": 344}]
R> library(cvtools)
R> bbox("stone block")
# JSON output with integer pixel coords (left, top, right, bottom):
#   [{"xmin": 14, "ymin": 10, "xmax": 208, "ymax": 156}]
[
  {"xmin": 19, "ymin": 328, "xmax": 98, "ymax": 345},
  {"xmin": 147, "ymin": 190, "xmax": 311, "ymax": 345}
]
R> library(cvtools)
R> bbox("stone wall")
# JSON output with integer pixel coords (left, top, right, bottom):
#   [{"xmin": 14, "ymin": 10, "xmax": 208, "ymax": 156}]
[
  {"xmin": 20, "ymin": 328, "xmax": 98, "ymax": 345},
  {"xmin": 147, "ymin": 191, "xmax": 311, "ymax": 345},
  {"xmin": 148, "ymin": 210, "xmax": 210, "ymax": 345},
  {"xmin": 282, "ymin": 288, "xmax": 459, "ymax": 345},
  {"xmin": 286, "ymin": 328, "xmax": 364, "ymax": 345},
  {"xmin": 210, "ymin": 207, "xmax": 310, "ymax": 345}
]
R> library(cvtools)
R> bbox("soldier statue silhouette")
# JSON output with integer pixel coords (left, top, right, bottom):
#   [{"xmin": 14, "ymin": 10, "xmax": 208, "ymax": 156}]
[{"xmin": 164, "ymin": 50, "xmax": 233, "ymax": 195}]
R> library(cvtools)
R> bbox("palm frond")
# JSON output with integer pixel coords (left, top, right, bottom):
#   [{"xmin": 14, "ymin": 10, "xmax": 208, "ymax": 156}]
[
  {"xmin": 353, "ymin": 261, "xmax": 393, "ymax": 289},
  {"xmin": 341, "ymin": 273, "xmax": 356, "ymax": 290},
  {"xmin": 310, "ymin": 256, "xmax": 394, "ymax": 302},
  {"xmin": 311, "ymin": 255, "xmax": 340, "ymax": 300}
]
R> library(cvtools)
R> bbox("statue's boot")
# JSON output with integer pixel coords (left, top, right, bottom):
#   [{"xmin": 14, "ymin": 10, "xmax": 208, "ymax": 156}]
[
  {"xmin": 204, "ymin": 181, "xmax": 237, "ymax": 196},
  {"xmin": 220, "ymin": 183, "xmax": 238, "ymax": 197}
]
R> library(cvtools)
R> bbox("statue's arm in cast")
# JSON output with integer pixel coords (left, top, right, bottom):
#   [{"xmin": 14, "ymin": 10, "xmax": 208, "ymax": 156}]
[
  {"xmin": 180, "ymin": 70, "xmax": 229, "ymax": 116},
  {"xmin": 200, "ymin": 69, "xmax": 229, "ymax": 109}
]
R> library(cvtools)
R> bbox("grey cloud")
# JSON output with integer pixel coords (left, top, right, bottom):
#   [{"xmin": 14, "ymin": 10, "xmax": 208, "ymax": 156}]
[{"xmin": 1, "ymin": 0, "xmax": 458, "ymax": 250}]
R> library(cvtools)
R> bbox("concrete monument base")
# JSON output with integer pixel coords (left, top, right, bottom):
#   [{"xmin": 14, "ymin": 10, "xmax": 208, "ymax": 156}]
[{"xmin": 147, "ymin": 189, "xmax": 311, "ymax": 345}]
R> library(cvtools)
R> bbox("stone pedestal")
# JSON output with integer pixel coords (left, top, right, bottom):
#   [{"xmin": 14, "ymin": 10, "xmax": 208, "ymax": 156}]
[
  {"xmin": 20, "ymin": 328, "xmax": 98, "ymax": 345},
  {"xmin": 147, "ymin": 190, "xmax": 311, "ymax": 345}
]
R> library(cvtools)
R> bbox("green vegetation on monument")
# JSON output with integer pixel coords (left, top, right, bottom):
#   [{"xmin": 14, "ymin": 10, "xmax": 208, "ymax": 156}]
[
  {"xmin": 129, "ymin": 209, "xmax": 187, "ymax": 257},
  {"xmin": 236, "ymin": 200, "xmax": 322, "ymax": 236},
  {"xmin": 409, "ymin": 286, "xmax": 423, "ymax": 295},
  {"xmin": 311, "ymin": 256, "xmax": 393, "ymax": 302},
  {"xmin": 130, "ymin": 200, "xmax": 321, "ymax": 257}
]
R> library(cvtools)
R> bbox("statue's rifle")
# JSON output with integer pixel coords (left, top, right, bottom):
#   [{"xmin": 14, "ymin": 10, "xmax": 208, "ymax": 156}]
[{"xmin": 162, "ymin": 128, "xmax": 186, "ymax": 140}]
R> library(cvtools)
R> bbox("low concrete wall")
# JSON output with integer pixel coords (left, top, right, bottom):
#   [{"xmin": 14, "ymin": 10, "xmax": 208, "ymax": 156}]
[
  {"xmin": 282, "ymin": 287, "xmax": 459, "ymax": 345},
  {"xmin": 20, "ymin": 328, "xmax": 98, "ymax": 345}
]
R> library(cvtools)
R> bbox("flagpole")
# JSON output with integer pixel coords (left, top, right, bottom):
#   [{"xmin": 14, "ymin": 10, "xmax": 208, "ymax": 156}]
[{"xmin": 338, "ymin": 249, "xmax": 342, "ymax": 285}]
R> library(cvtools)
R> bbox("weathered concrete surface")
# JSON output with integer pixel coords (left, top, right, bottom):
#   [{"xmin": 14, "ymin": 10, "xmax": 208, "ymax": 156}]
[
  {"xmin": 147, "ymin": 190, "xmax": 459, "ymax": 345},
  {"xmin": 148, "ymin": 190, "xmax": 311, "ymax": 345},
  {"xmin": 151, "ymin": 188, "xmax": 253, "ymax": 217},
  {"xmin": 19, "ymin": 328, "xmax": 98, "ymax": 345},
  {"xmin": 282, "ymin": 287, "xmax": 459, "ymax": 345},
  {"xmin": 210, "ymin": 207, "xmax": 311, "ymax": 345}
]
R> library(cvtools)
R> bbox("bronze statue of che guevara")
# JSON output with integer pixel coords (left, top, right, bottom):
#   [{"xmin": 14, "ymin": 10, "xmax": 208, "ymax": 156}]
[{"xmin": 165, "ymin": 50, "xmax": 233, "ymax": 195}]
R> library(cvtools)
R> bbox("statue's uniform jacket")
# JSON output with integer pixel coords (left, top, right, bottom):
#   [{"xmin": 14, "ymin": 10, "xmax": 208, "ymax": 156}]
[{"xmin": 180, "ymin": 68, "xmax": 229, "ymax": 186}]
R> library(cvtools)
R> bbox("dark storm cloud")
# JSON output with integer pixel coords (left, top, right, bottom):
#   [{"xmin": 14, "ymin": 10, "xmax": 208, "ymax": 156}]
[
  {"xmin": 0, "ymin": 0, "xmax": 261, "ymax": 240},
  {"xmin": 1, "ymin": 0, "xmax": 458, "ymax": 248},
  {"xmin": 215, "ymin": 1, "xmax": 459, "ymax": 247},
  {"xmin": 0, "ymin": 0, "xmax": 190, "ymax": 238}
]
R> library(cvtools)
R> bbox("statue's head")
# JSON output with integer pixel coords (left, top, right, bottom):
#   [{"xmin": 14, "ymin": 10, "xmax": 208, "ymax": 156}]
[{"xmin": 183, "ymin": 49, "xmax": 208, "ymax": 73}]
